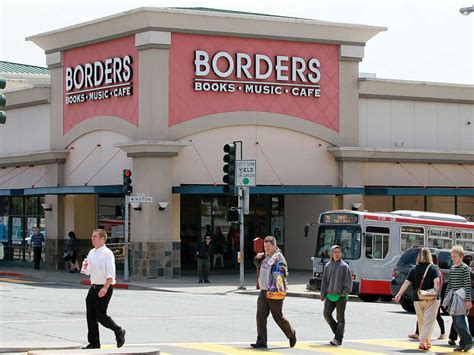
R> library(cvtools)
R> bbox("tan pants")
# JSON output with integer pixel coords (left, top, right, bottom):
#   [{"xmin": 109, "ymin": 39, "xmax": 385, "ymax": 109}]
[{"xmin": 414, "ymin": 300, "xmax": 440, "ymax": 343}]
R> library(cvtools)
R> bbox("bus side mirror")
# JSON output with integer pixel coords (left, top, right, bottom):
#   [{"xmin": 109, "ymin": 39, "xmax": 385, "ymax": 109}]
[{"xmin": 304, "ymin": 225, "xmax": 310, "ymax": 238}]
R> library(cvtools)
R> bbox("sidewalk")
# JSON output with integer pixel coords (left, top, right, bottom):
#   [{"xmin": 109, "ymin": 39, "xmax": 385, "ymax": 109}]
[{"xmin": 0, "ymin": 263, "xmax": 323, "ymax": 298}]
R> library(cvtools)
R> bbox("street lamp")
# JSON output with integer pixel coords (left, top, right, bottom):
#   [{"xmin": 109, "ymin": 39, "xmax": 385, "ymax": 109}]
[{"xmin": 459, "ymin": 5, "xmax": 474, "ymax": 15}]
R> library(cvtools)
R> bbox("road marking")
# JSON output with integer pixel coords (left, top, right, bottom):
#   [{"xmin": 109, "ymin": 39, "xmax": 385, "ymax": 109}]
[
  {"xmin": 175, "ymin": 343, "xmax": 284, "ymax": 354},
  {"xmin": 353, "ymin": 339, "xmax": 452, "ymax": 353},
  {"xmin": 270, "ymin": 341, "xmax": 382, "ymax": 354},
  {"xmin": 0, "ymin": 277, "xmax": 36, "ymax": 284}
]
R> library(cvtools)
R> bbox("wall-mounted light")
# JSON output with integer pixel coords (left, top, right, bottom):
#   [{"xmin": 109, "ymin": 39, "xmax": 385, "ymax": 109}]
[
  {"xmin": 130, "ymin": 202, "xmax": 142, "ymax": 211},
  {"xmin": 158, "ymin": 201, "xmax": 169, "ymax": 211},
  {"xmin": 41, "ymin": 203, "xmax": 52, "ymax": 211}
]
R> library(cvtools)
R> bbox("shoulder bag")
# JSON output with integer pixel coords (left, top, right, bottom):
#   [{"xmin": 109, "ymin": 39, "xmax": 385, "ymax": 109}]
[{"xmin": 417, "ymin": 264, "xmax": 437, "ymax": 301}]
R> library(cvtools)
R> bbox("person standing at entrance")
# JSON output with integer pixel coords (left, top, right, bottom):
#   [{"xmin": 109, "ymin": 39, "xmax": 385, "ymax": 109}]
[
  {"xmin": 251, "ymin": 236, "xmax": 296, "ymax": 349},
  {"xmin": 29, "ymin": 228, "xmax": 44, "ymax": 270},
  {"xmin": 196, "ymin": 236, "xmax": 211, "ymax": 283},
  {"xmin": 81, "ymin": 229, "xmax": 125, "ymax": 349},
  {"xmin": 320, "ymin": 245, "xmax": 353, "ymax": 346},
  {"xmin": 64, "ymin": 231, "xmax": 79, "ymax": 273},
  {"xmin": 213, "ymin": 226, "xmax": 225, "ymax": 268}
]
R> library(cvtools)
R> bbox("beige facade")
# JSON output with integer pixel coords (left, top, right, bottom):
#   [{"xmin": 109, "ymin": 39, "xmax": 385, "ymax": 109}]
[{"xmin": 1, "ymin": 8, "xmax": 474, "ymax": 275}]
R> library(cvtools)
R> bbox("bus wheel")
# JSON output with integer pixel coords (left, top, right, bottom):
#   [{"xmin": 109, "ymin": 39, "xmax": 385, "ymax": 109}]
[
  {"xmin": 359, "ymin": 294, "xmax": 380, "ymax": 302},
  {"xmin": 400, "ymin": 298, "xmax": 415, "ymax": 313},
  {"xmin": 380, "ymin": 295, "xmax": 393, "ymax": 302}
]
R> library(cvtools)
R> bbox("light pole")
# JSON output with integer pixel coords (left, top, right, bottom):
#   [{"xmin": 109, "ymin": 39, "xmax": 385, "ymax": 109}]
[{"xmin": 459, "ymin": 5, "xmax": 474, "ymax": 15}]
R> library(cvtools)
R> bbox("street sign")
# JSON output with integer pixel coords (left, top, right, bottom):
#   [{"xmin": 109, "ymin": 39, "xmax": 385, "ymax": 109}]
[
  {"xmin": 236, "ymin": 160, "xmax": 256, "ymax": 187},
  {"xmin": 128, "ymin": 195, "xmax": 153, "ymax": 203}
]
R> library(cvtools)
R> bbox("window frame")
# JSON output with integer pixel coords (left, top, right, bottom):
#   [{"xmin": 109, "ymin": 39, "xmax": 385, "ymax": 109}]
[
  {"xmin": 364, "ymin": 225, "xmax": 390, "ymax": 260},
  {"xmin": 400, "ymin": 225, "xmax": 425, "ymax": 252}
]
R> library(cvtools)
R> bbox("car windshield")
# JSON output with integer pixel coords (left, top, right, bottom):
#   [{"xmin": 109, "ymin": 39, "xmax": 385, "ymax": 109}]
[
  {"xmin": 397, "ymin": 248, "xmax": 419, "ymax": 267},
  {"xmin": 315, "ymin": 225, "xmax": 361, "ymax": 260}
]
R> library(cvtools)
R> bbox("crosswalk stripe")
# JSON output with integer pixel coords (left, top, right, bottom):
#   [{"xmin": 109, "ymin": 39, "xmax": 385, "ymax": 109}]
[
  {"xmin": 0, "ymin": 277, "xmax": 35, "ymax": 284},
  {"xmin": 275, "ymin": 342, "xmax": 382, "ymax": 354},
  {"xmin": 353, "ymin": 339, "xmax": 452, "ymax": 353},
  {"xmin": 175, "ymin": 343, "xmax": 284, "ymax": 354}
]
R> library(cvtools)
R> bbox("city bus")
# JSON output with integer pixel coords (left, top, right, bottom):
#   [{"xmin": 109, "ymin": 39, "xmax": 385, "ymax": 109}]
[{"xmin": 305, "ymin": 209, "xmax": 474, "ymax": 302}]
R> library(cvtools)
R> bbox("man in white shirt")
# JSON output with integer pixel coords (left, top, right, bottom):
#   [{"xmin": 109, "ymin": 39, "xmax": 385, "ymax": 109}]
[{"xmin": 81, "ymin": 229, "xmax": 125, "ymax": 349}]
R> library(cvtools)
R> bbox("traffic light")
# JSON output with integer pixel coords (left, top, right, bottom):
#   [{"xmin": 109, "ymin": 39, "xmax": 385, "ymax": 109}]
[
  {"xmin": 0, "ymin": 77, "xmax": 6, "ymax": 124},
  {"xmin": 223, "ymin": 143, "xmax": 236, "ymax": 194},
  {"xmin": 122, "ymin": 169, "xmax": 133, "ymax": 195}
]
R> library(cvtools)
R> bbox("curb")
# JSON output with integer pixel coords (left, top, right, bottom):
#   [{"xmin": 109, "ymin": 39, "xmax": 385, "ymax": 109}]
[
  {"xmin": 0, "ymin": 271, "xmax": 26, "ymax": 278},
  {"xmin": 80, "ymin": 279, "xmax": 129, "ymax": 289}
]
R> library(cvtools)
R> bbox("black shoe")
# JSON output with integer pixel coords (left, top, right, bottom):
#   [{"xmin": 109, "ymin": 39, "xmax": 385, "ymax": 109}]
[
  {"xmin": 198, "ymin": 280, "xmax": 203, "ymax": 283},
  {"xmin": 454, "ymin": 346, "xmax": 472, "ymax": 352},
  {"xmin": 250, "ymin": 343, "xmax": 267, "ymax": 349},
  {"xmin": 289, "ymin": 331, "xmax": 297, "ymax": 348},
  {"xmin": 115, "ymin": 328, "xmax": 126, "ymax": 348},
  {"xmin": 82, "ymin": 344, "xmax": 100, "ymax": 349},
  {"xmin": 204, "ymin": 280, "xmax": 210, "ymax": 283},
  {"xmin": 449, "ymin": 340, "xmax": 457, "ymax": 346}
]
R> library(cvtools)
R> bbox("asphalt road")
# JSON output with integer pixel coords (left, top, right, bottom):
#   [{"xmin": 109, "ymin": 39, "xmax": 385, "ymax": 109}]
[{"xmin": 0, "ymin": 278, "xmax": 456, "ymax": 354}]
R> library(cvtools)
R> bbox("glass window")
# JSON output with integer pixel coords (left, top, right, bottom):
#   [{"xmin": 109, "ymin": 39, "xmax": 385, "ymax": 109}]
[
  {"xmin": 365, "ymin": 226, "xmax": 390, "ymax": 259},
  {"xmin": 25, "ymin": 196, "xmax": 38, "ymax": 216},
  {"xmin": 11, "ymin": 197, "xmax": 23, "ymax": 215},
  {"xmin": 397, "ymin": 248, "xmax": 420, "ymax": 267},
  {"xmin": 456, "ymin": 230, "xmax": 474, "ymax": 251},
  {"xmin": 400, "ymin": 226, "xmax": 424, "ymax": 251},
  {"xmin": 427, "ymin": 228, "xmax": 453, "ymax": 249},
  {"xmin": 0, "ymin": 197, "xmax": 9, "ymax": 216},
  {"xmin": 437, "ymin": 251, "xmax": 452, "ymax": 269},
  {"xmin": 316, "ymin": 225, "xmax": 361, "ymax": 260}
]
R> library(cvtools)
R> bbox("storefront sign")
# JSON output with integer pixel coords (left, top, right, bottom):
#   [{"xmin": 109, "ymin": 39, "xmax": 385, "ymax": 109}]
[
  {"xmin": 193, "ymin": 51, "xmax": 321, "ymax": 98},
  {"xmin": 65, "ymin": 55, "xmax": 133, "ymax": 105},
  {"xmin": 63, "ymin": 36, "xmax": 139, "ymax": 134},
  {"xmin": 169, "ymin": 33, "xmax": 339, "ymax": 130}
]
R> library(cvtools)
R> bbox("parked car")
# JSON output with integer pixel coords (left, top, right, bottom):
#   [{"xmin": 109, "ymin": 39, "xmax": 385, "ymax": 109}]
[{"xmin": 391, "ymin": 247, "xmax": 474, "ymax": 313}]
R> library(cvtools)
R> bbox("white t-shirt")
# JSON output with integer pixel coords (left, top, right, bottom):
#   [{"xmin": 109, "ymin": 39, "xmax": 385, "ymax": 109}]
[{"xmin": 85, "ymin": 245, "xmax": 116, "ymax": 285}]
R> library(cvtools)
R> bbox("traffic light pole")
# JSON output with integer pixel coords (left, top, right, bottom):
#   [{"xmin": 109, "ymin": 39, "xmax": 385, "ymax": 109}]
[
  {"xmin": 124, "ymin": 196, "xmax": 130, "ymax": 282},
  {"xmin": 238, "ymin": 186, "xmax": 246, "ymax": 290}
]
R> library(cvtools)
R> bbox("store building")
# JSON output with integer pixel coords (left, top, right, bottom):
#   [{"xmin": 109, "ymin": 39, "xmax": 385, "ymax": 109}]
[{"xmin": 0, "ymin": 8, "xmax": 473, "ymax": 276}]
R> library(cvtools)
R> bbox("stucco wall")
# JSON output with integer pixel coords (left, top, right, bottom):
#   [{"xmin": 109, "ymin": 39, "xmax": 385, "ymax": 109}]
[
  {"xmin": 0, "ymin": 104, "xmax": 50, "ymax": 155},
  {"xmin": 284, "ymin": 195, "xmax": 334, "ymax": 270},
  {"xmin": 359, "ymin": 98, "xmax": 474, "ymax": 150},
  {"xmin": 63, "ymin": 130, "xmax": 132, "ymax": 186},
  {"xmin": 172, "ymin": 125, "xmax": 339, "ymax": 186}
]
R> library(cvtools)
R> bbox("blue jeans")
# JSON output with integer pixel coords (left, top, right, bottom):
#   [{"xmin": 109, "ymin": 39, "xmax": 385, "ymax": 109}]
[{"xmin": 452, "ymin": 315, "xmax": 472, "ymax": 349}]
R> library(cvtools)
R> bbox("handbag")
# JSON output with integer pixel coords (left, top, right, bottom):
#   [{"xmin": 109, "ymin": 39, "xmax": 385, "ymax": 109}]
[
  {"xmin": 266, "ymin": 259, "xmax": 287, "ymax": 300},
  {"xmin": 417, "ymin": 264, "xmax": 437, "ymax": 301}
]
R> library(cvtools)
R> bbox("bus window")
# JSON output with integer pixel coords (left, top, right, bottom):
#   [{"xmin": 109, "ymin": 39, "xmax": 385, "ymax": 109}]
[
  {"xmin": 455, "ymin": 230, "xmax": 474, "ymax": 251},
  {"xmin": 365, "ymin": 226, "xmax": 390, "ymax": 260},
  {"xmin": 316, "ymin": 225, "xmax": 361, "ymax": 260},
  {"xmin": 427, "ymin": 228, "xmax": 453, "ymax": 249},
  {"xmin": 400, "ymin": 226, "xmax": 424, "ymax": 251}
]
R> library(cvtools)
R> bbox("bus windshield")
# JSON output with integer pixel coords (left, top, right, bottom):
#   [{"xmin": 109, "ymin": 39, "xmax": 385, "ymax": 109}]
[{"xmin": 315, "ymin": 225, "xmax": 361, "ymax": 260}]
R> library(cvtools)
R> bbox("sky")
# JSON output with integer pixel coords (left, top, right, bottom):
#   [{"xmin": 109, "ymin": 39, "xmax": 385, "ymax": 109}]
[{"xmin": 0, "ymin": 0, "xmax": 473, "ymax": 84}]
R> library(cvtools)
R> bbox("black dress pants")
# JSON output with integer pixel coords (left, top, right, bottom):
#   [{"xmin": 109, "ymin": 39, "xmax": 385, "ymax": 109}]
[
  {"xmin": 33, "ymin": 246, "xmax": 42, "ymax": 269},
  {"xmin": 86, "ymin": 286, "xmax": 121, "ymax": 347}
]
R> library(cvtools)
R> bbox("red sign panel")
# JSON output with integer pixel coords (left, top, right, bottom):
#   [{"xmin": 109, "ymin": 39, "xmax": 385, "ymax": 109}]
[
  {"xmin": 169, "ymin": 33, "xmax": 339, "ymax": 130},
  {"xmin": 63, "ymin": 36, "xmax": 138, "ymax": 134}
]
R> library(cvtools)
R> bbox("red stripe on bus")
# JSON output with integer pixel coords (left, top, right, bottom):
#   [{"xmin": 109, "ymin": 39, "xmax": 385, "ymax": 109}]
[
  {"xmin": 359, "ymin": 279, "xmax": 392, "ymax": 295},
  {"xmin": 362, "ymin": 214, "xmax": 474, "ymax": 230}
]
